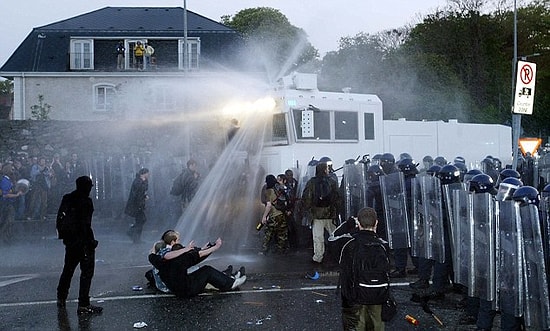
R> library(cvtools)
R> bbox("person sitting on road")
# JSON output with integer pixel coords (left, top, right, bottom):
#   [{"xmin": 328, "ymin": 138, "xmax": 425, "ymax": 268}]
[{"xmin": 148, "ymin": 231, "xmax": 246, "ymax": 298}]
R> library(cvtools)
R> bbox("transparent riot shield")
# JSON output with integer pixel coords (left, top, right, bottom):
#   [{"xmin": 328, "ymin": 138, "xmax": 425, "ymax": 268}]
[
  {"xmin": 342, "ymin": 163, "xmax": 366, "ymax": 220},
  {"xmin": 451, "ymin": 189, "xmax": 473, "ymax": 287},
  {"xmin": 443, "ymin": 182, "xmax": 467, "ymax": 256},
  {"xmin": 380, "ymin": 172, "xmax": 410, "ymax": 249},
  {"xmin": 540, "ymin": 192, "xmax": 550, "ymax": 285},
  {"xmin": 411, "ymin": 175, "xmax": 444, "ymax": 262},
  {"xmin": 496, "ymin": 200, "xmax": 523, "ymax": 317},
  {"xmin": 519, "ymin": 204, "xmax": 550, "ymax": 329},
  {"xmin": 469, "ymin": 193, "xmax": 495, "ymax": 301},
  {"xmin": 411, "ymin": 176, "xmax": 425, "ymax": 257}
]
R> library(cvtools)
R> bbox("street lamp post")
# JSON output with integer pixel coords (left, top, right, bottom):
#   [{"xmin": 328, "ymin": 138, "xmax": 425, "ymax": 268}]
[
  {"xmin": 183, "ymin": 0, "xmax": 188, "ymax": 72},
  {"xmin": 511, "ymin": 0, "xmax": 519, "ymax": 170}
]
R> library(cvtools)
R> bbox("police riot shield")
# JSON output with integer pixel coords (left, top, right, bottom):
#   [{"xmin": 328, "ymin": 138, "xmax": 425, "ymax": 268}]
[
  {"xmin": 451, "ymin": 189, "xmax": 473, "ymax": 287},
  {"xmin": 495, "ymin": 200, "xmax": 523, "ymax": 317},
  {"xmin": 518, "ymin": 204, "xmax": 550, "ymax": 329},
  {"xmin": 342, "ymin": 163, "xmax": 366, "ymax": 220},
  {"xmin": 443, "ymin": 182, "xmax": 467, "ymax": 256},
  {"xmin": 469, "ymin": 193, "xmax": 496, "ymax": 301},
  {"xmin": 380, "ymin": 172, "xmax": 410, "ymax": 249},
  {"xmin": 411, "ymin": 175, "xmax": 445, "ymax": 262},
  {"xmin": 411, "ymin": 177, "xmax": 425, "ymax": 257},
  {"xmin": 540, "ymin": 191, "xmax": 550, "ymax": 287}
]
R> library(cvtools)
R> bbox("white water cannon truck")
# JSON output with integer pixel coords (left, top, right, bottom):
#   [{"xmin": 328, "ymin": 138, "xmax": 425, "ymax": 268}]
[{"xmin": 260, "ymin": 72, "xmax": 512, "ymax": 176}]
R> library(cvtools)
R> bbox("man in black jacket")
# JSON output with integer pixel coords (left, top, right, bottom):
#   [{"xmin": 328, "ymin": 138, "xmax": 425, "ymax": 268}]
[
  {"xmin": 125, "ymin": 168, "xmax": 149, "ymax": 243},
  {"xmin": 148, "ymin": 236, "xmax": 246, "ymax": 298},
  {"xmin": 339, "ymin": 207, "xmax": 390, "ymax": 331},
  {"xmin": 56, "ymin": 176, "xmax": 102, "ymax": 315}
]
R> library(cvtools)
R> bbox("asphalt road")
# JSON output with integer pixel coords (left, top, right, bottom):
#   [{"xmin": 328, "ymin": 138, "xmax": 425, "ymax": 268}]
[{"xmin": 0, "ymin": 219, "xmax": 499, "ymax": 331}]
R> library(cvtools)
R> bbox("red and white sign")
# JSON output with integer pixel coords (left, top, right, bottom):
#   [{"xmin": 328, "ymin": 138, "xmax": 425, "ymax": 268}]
[{"xmin": 513, "ymin": 60, "xmax": 537, "ymax": 115}]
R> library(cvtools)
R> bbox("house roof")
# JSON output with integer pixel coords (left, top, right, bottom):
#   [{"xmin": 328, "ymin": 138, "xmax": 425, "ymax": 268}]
[
  {"xmin": 37, "ymin": 7, "xmax": 234, "ymax": 33},
  {"xmin": 0, "ymin": 7, "xmax": 237, "ymax": 74}
]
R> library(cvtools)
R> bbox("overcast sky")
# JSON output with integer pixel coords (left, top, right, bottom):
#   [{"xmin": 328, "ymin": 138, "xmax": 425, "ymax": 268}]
[{"xmin": 0, "ymin": 0, "xmax": 447, "ymax": 67}]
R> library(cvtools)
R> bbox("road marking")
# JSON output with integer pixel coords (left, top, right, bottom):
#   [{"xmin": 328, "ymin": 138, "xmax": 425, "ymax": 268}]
[
  {"xmin": 0, "ymin": 282, "xmax": 413, "ymax": 308},
  {"xmin": 0, "ymin": 274, "xmax": 39, "ymax": 288}
]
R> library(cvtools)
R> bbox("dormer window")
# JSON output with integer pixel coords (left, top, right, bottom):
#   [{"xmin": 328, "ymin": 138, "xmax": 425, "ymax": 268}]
[
  {"xmin": 179, "ymin": 38, "xmax": 200, "ymax": 70},
  {"xmin": 70, "ymin": 39, "xmax": 94, "ymax": 70}
]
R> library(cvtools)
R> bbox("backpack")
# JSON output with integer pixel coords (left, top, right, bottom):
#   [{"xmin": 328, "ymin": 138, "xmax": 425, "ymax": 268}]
[
  {"xmin": 169, "ymin": 173, "xmax": 184, "ymax": 196},
  {"xmin": 272, "ymin": 185, "xmax": 290, "ymax": 211},
  {"xmin": 340, "ymin": 238, "xmax": 390, "ymax": 305},
  {"xmin": 56, "ymin": 195, "xmax": 77, "ymax": 240},
  {"xmin": 313, "ymin": 176, "xmax": 333, "ymax": 207}
]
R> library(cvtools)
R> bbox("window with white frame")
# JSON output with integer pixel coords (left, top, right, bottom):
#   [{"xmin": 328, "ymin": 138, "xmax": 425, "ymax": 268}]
[
  {"xmin": 94, "ymin": 84, "xmax": 116, "ymax": 112},
  {"xmin": 178, "ymin": 38, "xmax": 200, "ymax": 70},
  {"xmin": 70, "ymin": 39, "xmax": 94, "ymax": 70}
]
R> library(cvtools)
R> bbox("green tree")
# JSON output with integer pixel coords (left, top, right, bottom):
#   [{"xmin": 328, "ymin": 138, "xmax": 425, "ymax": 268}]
[
  {"xmin": 221, "ymin": 7, "xmax": 319, "ymax": 82},
  {"xmin": 30, "ymin": 95, "xmax": 52, "ymax": 120}
]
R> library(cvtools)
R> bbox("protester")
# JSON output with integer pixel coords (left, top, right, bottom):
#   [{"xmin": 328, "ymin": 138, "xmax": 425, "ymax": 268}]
[
  {"xmin": 56, "ymin": 176, "xmax": 102, "ymax": 315},
  {"xmin": 148, "ymin": 232, "xmax": 246, "ymax": 298},
  {"xmin": 339, "ymin": 207, "xmax": 390, "ymax": 331},
  {"xmin": 302, "ymin": 162, "xmax": 341, "ymax": 263},
  {"xmin": 125, "ymin": 168, "xmax": 149, "ymax": 243}
]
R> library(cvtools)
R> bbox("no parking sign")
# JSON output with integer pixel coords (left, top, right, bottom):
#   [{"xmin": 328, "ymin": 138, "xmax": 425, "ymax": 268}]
[{"xmin": 513, "ymin": 60, "xmax": 537, "ymax": 115}]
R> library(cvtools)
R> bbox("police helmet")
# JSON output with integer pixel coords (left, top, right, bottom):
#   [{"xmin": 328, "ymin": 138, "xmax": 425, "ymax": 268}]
[
  {"xmin": 434, "ymin": 156, "xmax": 448, "ymax": 166},
  {"xmin": 319, "ymin": 156, "xmax": 333, "ymax": 165},
  {"xmin": 399, "ymin": 153, "xmax": 412, "ymax": 161},
  {"xmin": 398, "ymin": 158, "xmax": 419, "ymax": 177},
  {"xmin": 496, "ymin": 177, "xmax": 523, "ymax": 201},
  {"xmin": 453, "ymin": 156, "xmax": 466, "ymax": 164},
  {"xmin": 512, "ymin": 186, "xmax": 539, "ymax": 206},
  {"xmin": 380, "ymin": 153, "xmax": 395, "ymax": 164},
  {"xmin": 345, "ymin": 158, "xmax": 357, "ymax": 165},
  {"xmin": 366, "ymin": 165, "xmax": 385, "ymax": 183},
  {"xmin": 499, "ymin": 169, "xmax": 521, "ymax": 181},
  {"xmin": 426, "ymin": 165, "xmax": 441, "ymax": 176},
  {"xmin": 453, "ymin": 162, "xmax": 468, "ymax": 181},
  {"xmin": 501, "ymin": 177, "xmax": 523, "ymax": 187},
  {"xmin": 307, "ymin": 159, "xmax": 319, "ymax": 167},
  {"xmin": 371, "ymin": 154, "xmax": 382, "ymax": 165},
  {"xmin": 481, "ymin": 157, "xmax": 495, "ymax": 170},
  {"xmin": 468, "ymin": 174, "xmax": 495, "ymax": 194},
  {"xmin": 422, "ymin": 155, "xmax": 434, "ymax": 163},
  {"xmin": 542, "ymin": 184, "xmax": 550, "ymax": 198},
  {"xmin": 438, "ymin": 164, "xmax": 461, "ymax": 184},
  {"xmin": 463, "ymin": 169, "xmax": 483, "ymax": 183}
]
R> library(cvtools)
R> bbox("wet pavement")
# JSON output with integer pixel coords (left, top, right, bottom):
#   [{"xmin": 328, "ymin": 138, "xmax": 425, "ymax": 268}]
[{"xmin": 0, "ymin": 218, "xmax": 499, "ymax": 330}]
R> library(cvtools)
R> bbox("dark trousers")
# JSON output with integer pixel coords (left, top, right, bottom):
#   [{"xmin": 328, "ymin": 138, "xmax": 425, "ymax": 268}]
[
  {"xmin": 128, "ymin": 210, "xmax": 146, "ymax": 242},
  {"xmin": 433, "ymin": 232, "xmax": 453, "ymax": 292},
  {"xmin": 57, "ymin": 245, "xmax": 95, "ymax": 307},
  {"xmin": 476, "ymin": 299, "xmax": 497, "ymax": 329},
  {"xmin": 417, "ymin": 257, "xmax": 434, "ymax": 281},
  {"xmin": 185, "ymin": 266, "xmax": 234, "ymax": 297},
  {"xmin": 394, "ymin": 248, "xmax": 418, "ymax": 271}
]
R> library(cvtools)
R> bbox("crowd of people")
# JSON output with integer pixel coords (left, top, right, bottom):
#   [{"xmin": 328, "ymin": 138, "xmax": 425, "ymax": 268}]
[
  {"xmin": 5, "ymin": 148, "xmax": 544, "ymax": 329},
  {"xmin": 0, "ymin": 153, "xmax": 87, "ymax": 243},
  {"xmin": 257, "ymin": 153, "xmax": 549, "ymax": 331}
]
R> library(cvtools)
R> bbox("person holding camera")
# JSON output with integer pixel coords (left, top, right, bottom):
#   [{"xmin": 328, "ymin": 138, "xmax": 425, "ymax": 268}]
[{"xmin": 148, "ymin": 230, "xmax": 246, "ymax": 298}]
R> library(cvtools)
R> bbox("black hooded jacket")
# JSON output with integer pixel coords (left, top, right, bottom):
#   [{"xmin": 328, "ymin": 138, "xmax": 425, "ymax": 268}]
[{"xmin": 56, "ymin": 177, "xmax": 96, "ymax": 248}]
